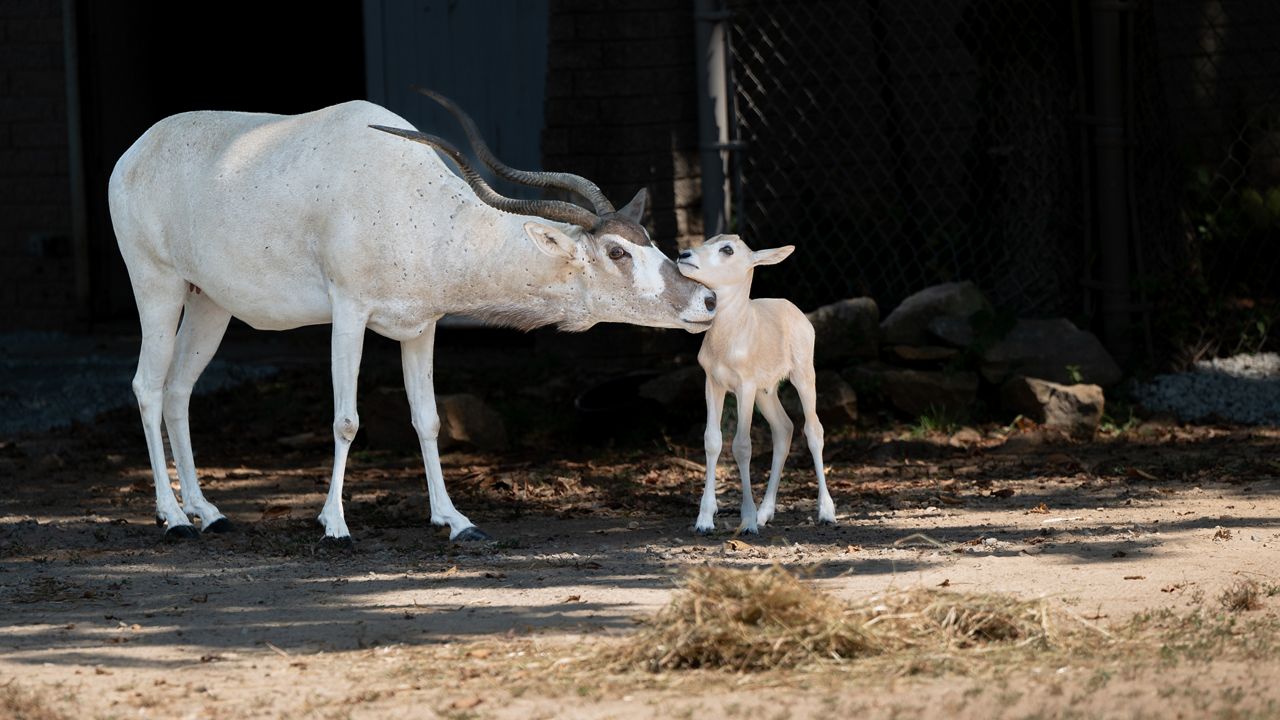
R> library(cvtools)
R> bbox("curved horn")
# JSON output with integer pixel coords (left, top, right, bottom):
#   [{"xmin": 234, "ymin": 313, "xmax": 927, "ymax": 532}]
[
  {"xmin": 412, "ymin": 85, "xmax": 616, "ymax": 215},
  {"xmin": 370, "ymin": 125, "xmax": 601, "ymax": 231}
]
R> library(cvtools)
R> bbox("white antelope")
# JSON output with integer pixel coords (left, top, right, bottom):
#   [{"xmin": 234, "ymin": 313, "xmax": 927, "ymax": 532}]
[
  {"xmin": 108, "ymin": 91, "xmax": 717, "ymax": 544},
  {"xmin": 676, "ymin": 235, "xmax": 834, "ymax": 534}
]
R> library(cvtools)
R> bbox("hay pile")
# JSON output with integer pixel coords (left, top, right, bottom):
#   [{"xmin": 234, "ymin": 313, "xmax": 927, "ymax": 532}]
[{"xmin": 611, "ymin": 565, "xmax": 1058, "ymax": 672}]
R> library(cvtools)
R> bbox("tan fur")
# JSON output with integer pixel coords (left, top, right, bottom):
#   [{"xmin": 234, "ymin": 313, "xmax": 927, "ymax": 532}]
[{"xmin": 678, "ymin": 235, "xmax": 835, "ymax": 533}]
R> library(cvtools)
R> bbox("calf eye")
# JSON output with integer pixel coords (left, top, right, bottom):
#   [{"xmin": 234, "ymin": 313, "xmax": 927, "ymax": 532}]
[
  {"xmin": 608, "ymin": 246, "xmax": 630, "ymax": 260},
  {"xmin": 720, "ymin": 245, "xmax": 734, "ymax": 256}
]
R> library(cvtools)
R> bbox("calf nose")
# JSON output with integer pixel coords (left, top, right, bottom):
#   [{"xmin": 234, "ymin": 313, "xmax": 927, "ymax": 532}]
[
  {"xmin": 705, "ymin": 293, "xmax": 717, "ymax": 312},
  {"xmin": 679, "ymin": 250, "xmax": 692, "ymax": 259}
]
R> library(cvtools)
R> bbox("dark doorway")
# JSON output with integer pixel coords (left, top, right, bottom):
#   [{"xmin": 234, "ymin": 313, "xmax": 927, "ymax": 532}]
[{"xmin": 74, "ymin": 1, "xmax": 366, "ymax": 327}]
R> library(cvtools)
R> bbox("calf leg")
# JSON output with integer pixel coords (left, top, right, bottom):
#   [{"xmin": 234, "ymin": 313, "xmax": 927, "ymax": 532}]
[
  {"xmin": 794, "ymin": 369, "xmax": 835, "ymax": 524},
  {"xmin": 401, "ymin": 325, "xmax": 487, "ymax": 541},
  {"xmin": 694, "ymin": 377, "xmax": 726, "ymax": 533},
  {"xmin": 317, "ymin": 308, "xmax": 367, "ymax": 542},
  {"xmin": 754, "ymin": 387, "xmax": 793, "ymax": 526},
  {"xmin": 163, "ymin": 290, "xmax": 233, "ymax": 532},
  {"xmin": 733, "ymin": 382, "xmax": 759, "ymax": 534}
]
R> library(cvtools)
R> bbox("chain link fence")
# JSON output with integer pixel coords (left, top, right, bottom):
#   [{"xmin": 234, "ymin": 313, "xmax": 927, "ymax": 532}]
[
  {"xmin": 719, "ymin": 0, "xmax": 1280, "ymax": 362},
  {"xmin": 1135, "ymin": 0, "xmax": 1280, "ymax": 363}
]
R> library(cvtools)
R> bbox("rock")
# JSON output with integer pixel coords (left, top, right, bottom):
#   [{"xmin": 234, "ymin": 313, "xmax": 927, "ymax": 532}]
[
  {"xmin": 360, "ymin": 389, "xmax": 508, "ymax": 452},
  {"xmin": 805, "ymin": 297, "xmax": 880, "ymax": 367},
  {"xmin": 637, "ymin": 365, "xmax": 706, "ymax": 419},
  {"xmin": 780, "ymin": 370, "xmax": 858, "ymax": 426},
  {"xmin": 1001, "ymin": 376, "xmax": 1104, "ymax": 436},
  {"xmin": 437, "ymin": 394, "xmax": 508, "ymax": 451},
  {"xmin": 887, "ymin": 345, "xmax": 959, "ymax": 364},
  {"xmin": 927, "ymin": 315, "xmax": 976, "ymax": 348},
  {"xmin": 980, "ymin": 319, "xmax": 1122, "ymax": 386},
  {"xmin": 850, "ymin": 365, "xmax": 978, "ymax": 418},
  {"xmin": 880, "ymin": 282, "xmax": 989, "ymax": 346}
]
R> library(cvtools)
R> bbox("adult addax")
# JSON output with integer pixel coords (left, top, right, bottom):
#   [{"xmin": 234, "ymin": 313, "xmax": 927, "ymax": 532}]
[{"xmin": 109, "ymin": 94, "xmax": 716, "ymax": 544}]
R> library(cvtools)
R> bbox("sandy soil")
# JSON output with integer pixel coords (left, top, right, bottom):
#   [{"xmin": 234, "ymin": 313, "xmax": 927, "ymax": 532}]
[{"xmin": 2, "ymin": 360, "xmax": 1278, "ymax": 719}]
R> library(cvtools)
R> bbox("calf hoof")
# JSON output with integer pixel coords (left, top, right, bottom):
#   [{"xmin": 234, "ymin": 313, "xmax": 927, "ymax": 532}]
[
  {"xmin": 451, "ymin": 526, "xmax": 492, "ymax": 543},
  {"xmin": 155, "ymin": 515, "xmax": 165, "ymax": 527},
  {"xmin": 817, "ymin": 517, "xmax": 838, "ymax": 526},
  {"xmin": 694, "ymin": 526, "xmax": 716, "ymax": 536},
  {"xmin": 318, "ymin": 535, "xmax": 355, "ymax": 551},
  {"xmin": 164, "ymin": 524, "xmax": 200, "ymax": 541},
  {"xmin": 202, "ymin": 518, "xmax": 233, "ymax": 534},
  {"xmin": 737, "ymin": 525, "xmax": 760, "ymax": 536}
]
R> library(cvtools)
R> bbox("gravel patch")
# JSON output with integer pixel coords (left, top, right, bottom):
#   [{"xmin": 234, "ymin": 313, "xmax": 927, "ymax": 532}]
[
  {"xmin": 0, "ymin": 332, "xmax": 276, "ymax": 437},
  {"xmin": 1133, "ymin": 352, "xmax": 1280, "ymax": 425}
]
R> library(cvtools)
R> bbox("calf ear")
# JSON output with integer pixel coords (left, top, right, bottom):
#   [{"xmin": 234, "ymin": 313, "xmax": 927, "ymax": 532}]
[
  {"xmin": 751, "ymin": 245, "xmax": 795, "ymax": 266},
  {"xmin": 524, "ymin": 222, "xmax": 580, "ymax": 262},
  {"xmin": 616, "ymin": 188, "xmax": 648, "ymax": 224}
]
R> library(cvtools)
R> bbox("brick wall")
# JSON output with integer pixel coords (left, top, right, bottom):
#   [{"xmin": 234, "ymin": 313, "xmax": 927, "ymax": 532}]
[
  {"xmin": 542, "ymin": 1, "xmax": 702, "ymax": 250},
  {"xmin": 0, "ymin": 0, "xmax": 74, "ymax": 330}
]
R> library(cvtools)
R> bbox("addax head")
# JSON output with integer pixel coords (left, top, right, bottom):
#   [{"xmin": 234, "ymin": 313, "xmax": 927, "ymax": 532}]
[
  {"xmin": 371, "ymin": 88, "xmax": 716, "ymax": 333},
  {"xmin": 676, "ymin": 234, "xmax": 794, "ymax": 291}
]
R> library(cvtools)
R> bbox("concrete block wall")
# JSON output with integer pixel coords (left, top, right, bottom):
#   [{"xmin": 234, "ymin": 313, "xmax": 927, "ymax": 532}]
[
  {"xmin": 0, "ymin": 0, "xmax": 75, "ymax": 330},
  {"xmin": 542, "ymin": 0, "xmax": 703, "ymax": 250}
]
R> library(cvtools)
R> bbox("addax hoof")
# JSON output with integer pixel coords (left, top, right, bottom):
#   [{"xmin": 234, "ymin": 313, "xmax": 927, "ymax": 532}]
[
  {"xmin": 164, "ymin": 524, "xmax": 200, "ymax": 541},
  {"xmin": 737, "ymin": 526, "xmax": 760, "ymax": 536},
  {"xmin": 451, "ymin": 526, "xmax": 492, "ymax": 543},
  {"xmin": 817, "ymin": 517, "xmax": 839, "ymax": 527},
  {"xmin": 202, "ymin": 517, "xmax": 233, "ymax": 534},
  {"xmin": 155, "ymin": 515, "xmax": 165, "ymax": 527},
  {"xmin": 318, "ymin": 535, "xmax": 355, "ymax": 551},
  {"xmin": 694, "ymin": 526, "xmax": 716, "ymax": 536}
]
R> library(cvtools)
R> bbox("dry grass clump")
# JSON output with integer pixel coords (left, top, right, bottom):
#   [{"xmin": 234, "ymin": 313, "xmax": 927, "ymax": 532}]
[
  {"xmin": 0, "ymin": 683, "xmax": 70, "ymax": 720},
  {"xmin": 609, "ymin": 565, "xmax": 1058, "ymax": 672},
  {"xmin": 1218, "ymin": 579, "xmax": 1263, "ymax": 612}
]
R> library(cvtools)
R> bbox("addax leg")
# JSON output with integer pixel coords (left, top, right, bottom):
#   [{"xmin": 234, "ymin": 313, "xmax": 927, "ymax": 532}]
[
  {"xmin": 754, "ymin": 386, "xmax": 793, "ymax": 526},
  {"xmin": 694, "ymin": 377, "xmax": 727, "ymax": 534},
  {"xmin": 401, "ymin": 325, "xmax": 487, "ymax": 542},
  {"xmin": 163, "ymin": 290, "xmax": 233, "ymax": 532},
  {"xmin": 733, "ymin": 382, "xmax": 759, "ymax": 534},
  {"xmin": 129, "ymin": 274, "xmax": 195, "ymax": 539},
  {"xmin": 316, "ymin": 307, "xmax": 367, "ymax": 543},
  {"xmin": 794, "ymin": 369, "xmax": 835, "ymax": 524}
]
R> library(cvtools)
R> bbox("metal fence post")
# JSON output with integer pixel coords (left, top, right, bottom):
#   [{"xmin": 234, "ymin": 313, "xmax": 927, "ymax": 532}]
[
  {"xmin": 1091, "ymin": 0, "xmax": 1132, "ymax": 362},
  {"xmin": 694, "ymin": 0, "xmax": 730, "ymax": 239}
]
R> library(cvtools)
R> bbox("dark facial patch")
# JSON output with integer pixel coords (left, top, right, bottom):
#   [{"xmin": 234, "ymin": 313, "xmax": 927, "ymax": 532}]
[
  {"xmin": 659, "ymin": 255, "xmax": 702, "ymax": 309},
  {"xmin": 595, "ymin": 215, "xmax": 652, "ymax": 246}
]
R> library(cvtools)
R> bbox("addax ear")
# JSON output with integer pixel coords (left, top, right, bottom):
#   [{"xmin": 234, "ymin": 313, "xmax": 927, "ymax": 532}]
[
  {"xmin": 616, "ymin": 188, "xmax": 648, "ymax": 224},
  {"xmin": 752, "ymin": 245, "xmax": 795, "ymax": 266},
  {"xmin": 524, "ymin": 222, "xmax": 580, "ymax": 262}
]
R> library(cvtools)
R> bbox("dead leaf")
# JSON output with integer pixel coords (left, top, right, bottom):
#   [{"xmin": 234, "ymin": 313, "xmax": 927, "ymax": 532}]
[
  {"xmin": 990, "ymin": 488, "xmax": 1016, "ymax": 498},
  {"xmin": 937, "ymin": 578, "xmax": 951, "ymax": 587},
  {"xmin": 466, "ymin": 648, "xmax": 492, "ymax": 659},
  {"xmin": 1125, "ymin": 467, "xmax": 1159, "ymax": 481},
  {"xmin": 199, "ymin": 654, "xmax": 221, "ymax": 663},
  {"xmin": 442, "ymin": 565, "xmax": 459, "ymax": 576},
  {"xmin": 937, "ymin": 493, "xmax": 964, "ymax": 506},
  {"xmin": 1028, "ymin": 503, "xmax": 1050, "ymax": 514},
  {"xmin": 1213, "ymin": 528, "xmax": 1232, "ymax": 541},
  {"xmin": 1162, "ymin": 583, "xmax": 1186, "ymax": 593},
  {"xmin": 562, "ymin": 595, "xmax": 581, "ymax": 603},
  {"xmin": 483, "ymin": 571, "xmax": 507, "ymax": 579},
  {"xmin": 1123, "ymin": 575, "xmax": 1145, "ymax": 580},
  {"xmin": 724, "ymin": 538, "xmax": 753, "ymax": 552},
  {"xmin": 844, "ymin": 544, "xmax": 862, "ymax": 554},
  {"xmin": 449, "ymin": 697, "xmax": 483, "ymax": 711},
  {"xmin": 260, "ymin": 504, "xmax": 292, "ymax": 520},
  {"xmin": 190, "ymin": 594, "xmax": 208, "ymax": 604},
  {"xmin": 1112, "ymin": 550, "xmax": 1127, "ymax": 558}
]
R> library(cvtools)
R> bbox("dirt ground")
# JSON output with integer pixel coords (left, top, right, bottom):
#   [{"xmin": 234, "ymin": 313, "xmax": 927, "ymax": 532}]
[{"xmin": 2, "ymin": 346, "xmax": 1279, "ymax": 719}]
